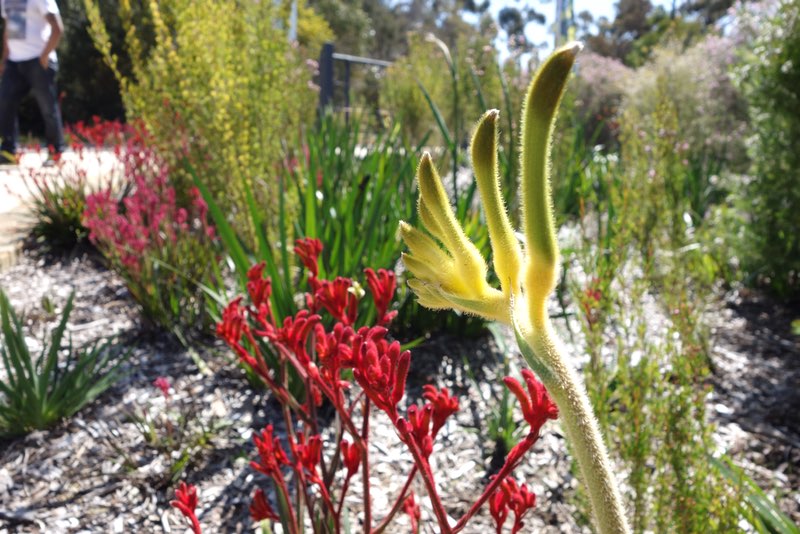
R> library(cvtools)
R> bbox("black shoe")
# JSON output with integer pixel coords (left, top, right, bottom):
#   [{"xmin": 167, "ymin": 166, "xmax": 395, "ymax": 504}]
[{"xmin": 0, "ymin": 153, "xmax": 17, "ymax": 165}]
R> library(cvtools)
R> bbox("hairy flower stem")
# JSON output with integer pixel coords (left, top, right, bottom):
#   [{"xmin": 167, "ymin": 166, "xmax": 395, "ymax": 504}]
[
  {"xmin": 518, "ymin": 318, "xmax": 629, "ymax": 534},
  {"xmin": 516, "ymin": 40, "xmax": 630, "ymax": 534}
]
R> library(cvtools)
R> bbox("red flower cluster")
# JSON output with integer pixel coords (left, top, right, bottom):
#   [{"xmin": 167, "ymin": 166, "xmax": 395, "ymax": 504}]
[
  {"xmin": 365, "ymin": 268, "xmax": 398, "ymax": 325},
  {"xmin": 250, "ymin": 488, "xmax": 279, "ymax": 522},
  {"xmin": 153, "ymin": 376, "xmax": 171, "ymax": 400},
  {"xmin": 581, "ymin": 277, "xmax": 603, "ymax": 328},
  {"xmin": 489, "ymin": 477, "xmax": 537, "ymax": 534},
  {"xmin": 351, "ymin": 326, "xmax": 410, "ymax": 420},
  {"xmin": 84, "ymin": 148, "xmax": 215, "ymax": 274},
  {"xmin": 251, "ymin": 425, "xmax": 289, "ymax": 478},
  {"xmin": 339, "ymin": 439, "xmax": 361, "ymax": 475},
  {"xmin": 65, "ymin": 116, "xmax": 135, "ymax": 149},
  {"xmin": 398, "ymin": 386, "xmax": 460, "ymax": 460},
  {"xmin": 171, "ymin": 481, "xmax": 201, "ymax": 534},
  {"xmin": 213, "ymin": 238, "xmax": 558, "ymax": 534},
  {"xmin": 503, "ymin": 369, "xmax": 559, "ymax": 436}
]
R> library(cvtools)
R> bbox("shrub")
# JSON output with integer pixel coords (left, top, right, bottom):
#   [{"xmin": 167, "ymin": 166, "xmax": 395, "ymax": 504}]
[
  {"xmin": 733, "ymin": 0, "xmax": 800, "ymax": 299},
  {"xmin": 622, "ymin": 34, "xmax": 750, "ymax": 172},
  {"xmin": 82, "ymin": 0, "xmax": 331, "ymax": 246},
  {"xmin": 572, "ymin": 51, "xmax": 633, "ymax": 150},
  {"xmin": 83, "ymin": 142, "xmax": 218, "ymax": 336},
  {"xmin": 0, "ymin": 289, "xmax": 126, "ymax": 437}
]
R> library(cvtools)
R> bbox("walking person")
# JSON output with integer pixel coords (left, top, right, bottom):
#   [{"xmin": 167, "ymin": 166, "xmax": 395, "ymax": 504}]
[{"xmin": 0, "ymin": 0, "xmax": 65, "ymax": 166}]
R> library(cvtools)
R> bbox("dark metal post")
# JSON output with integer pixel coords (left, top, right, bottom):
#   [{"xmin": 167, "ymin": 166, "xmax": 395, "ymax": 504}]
[
  {"xmin": 318, "ymin": 42, "xmax": 335, "ymax": 112},
  {"xmin": 343, "ymin": 60, "xmax": 351, "ymax": 125}
]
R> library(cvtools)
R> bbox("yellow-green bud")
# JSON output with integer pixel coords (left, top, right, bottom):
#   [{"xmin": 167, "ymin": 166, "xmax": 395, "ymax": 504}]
[
  {"xmin": 520, "ymin": 41, "xmax": 582, "ymax": 325},
  {"xmin": 471, "ymin": 109, "xmax": 523, "ymax": 298}
]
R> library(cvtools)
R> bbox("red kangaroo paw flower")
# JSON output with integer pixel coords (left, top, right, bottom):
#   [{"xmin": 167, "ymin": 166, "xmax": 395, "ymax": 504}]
[
  {"xmin": 295, "ymin": 237, "xmax": 323, "ymax": 278},
  {"xmin": 246, "ymin": 262, "xmax": 273, "ymax": 311},
  {"xmin": 422, "ymin": 385, "xmax": 459, "ymax": 437},
  {"xmin": 351, "ymin": 327, "xmax": 410, "ymax": 419},
  {"xmin": 269, "ymin": 311, "xmax": 321, "ymax": 367},
  {"xmin": 405, "ymin": 403, "xmax": 435, "ymax": 458},
  {"xmin": 503, "ymin": 369, "xmax": 558, "ymax": 435},
  {"xmin": 153, "ymin": 376, "xmax": 171, "ymax": 400},
  {"xmin": 251, "ymin": 425, "xmax": 290, "ymax": 478},
  {"xmin": 403, "ymin": 491, "xmax": 422, "ymax": 534},
  {"xmin": 489, "ymin": 477, "xmax": 537, "ymax": 534},
  {"xmin": 249, "ymin": 488, "xmax": 279, "ymax": 522},
  {"xmin": 315, "ymin": 277, "xmax": 359, "ymax": 326},
  {"xmin": 489, "ymin": 480, "xmax": 510, "ymax": 534},
  {"xmin": 171, "ymin": 481, "xmax": 201, "ymax": 534},
  {"xmin": 340, "ymin": 439, "xmax": 361, "ymax": 475},
  {"xmin": 364, "ymin": 268, "xmax": 398, "ymax": 325},
  {"xmin": 293, "ymin": 432, "xmax": 324, "ymax": 484},
  {"xmin": 503, "ymin": 478, "xmax": 537, "ymax": 534}
]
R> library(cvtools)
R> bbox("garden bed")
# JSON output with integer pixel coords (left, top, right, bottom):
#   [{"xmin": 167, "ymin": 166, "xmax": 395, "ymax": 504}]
[
  {"xmin": 0, "ymin": 252, "xmax": 797, "ymax": 532},
  {"xmin": 0, "ymin": 254, "xmax": 585, "ymax": 533}
]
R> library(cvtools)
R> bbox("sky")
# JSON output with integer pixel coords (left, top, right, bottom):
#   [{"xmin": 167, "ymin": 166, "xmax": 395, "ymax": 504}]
[{"xmin": 487, "ymin": 0, "xmax": 673, "ymax": 56}]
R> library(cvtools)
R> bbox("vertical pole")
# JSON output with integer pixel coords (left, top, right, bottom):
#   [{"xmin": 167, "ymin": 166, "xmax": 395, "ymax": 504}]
[
  {"xmin": 319, "ymin": 42, "xmax": 335, "ymax": 112},
  {"xmin": 344, "ymin": 60, "xmax": 351, "ymax": 125}
]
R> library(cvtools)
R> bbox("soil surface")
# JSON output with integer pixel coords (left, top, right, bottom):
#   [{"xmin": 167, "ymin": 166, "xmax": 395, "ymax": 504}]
[{"xmin": 0, "ymin": 253, "xmax": 797, "ymax": 533}]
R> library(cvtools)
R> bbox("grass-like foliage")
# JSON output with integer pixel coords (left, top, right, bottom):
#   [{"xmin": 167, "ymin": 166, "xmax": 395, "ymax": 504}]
[
  {"xmin": 24, "ymin": 169, "xmax": 93, "ymax": 254},
  {"xmin": 23, "ymin": 119, "xmax": 132, "ymax": 254},
  {"xmin": 0, "ymin": 289, "xmax": 127, "ymax": 437}
]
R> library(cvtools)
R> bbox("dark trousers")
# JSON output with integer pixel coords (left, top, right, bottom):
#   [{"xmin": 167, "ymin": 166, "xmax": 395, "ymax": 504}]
[{"xmin": 0, "ymin": 58, "xmax": 66, "ymax": 155}]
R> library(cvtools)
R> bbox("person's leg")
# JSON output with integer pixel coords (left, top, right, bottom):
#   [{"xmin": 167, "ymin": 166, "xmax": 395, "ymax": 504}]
[
  {"xmin": 26, "ymin": 59, "xmax": 66, "ymax": 156},
  {"xmin": 0, "ymin": 61, "xmax": 31, "ymax": 159}
]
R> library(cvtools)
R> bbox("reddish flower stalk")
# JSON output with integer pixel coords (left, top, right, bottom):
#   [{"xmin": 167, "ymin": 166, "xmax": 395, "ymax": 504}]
[
  {"xmin": 170, "ymin": 481, "xmax": 202, "ymax": 534},
  {"xmin": 395, "ymin": 415, "xmax": 453, "ymax": 533},
  {"xmin": 371, "ymin": 466, "xmax": 418, "ymax": 534},
  {"xmin": 403, "ymin": 492, "xmax": 422, "ymax": 534}
]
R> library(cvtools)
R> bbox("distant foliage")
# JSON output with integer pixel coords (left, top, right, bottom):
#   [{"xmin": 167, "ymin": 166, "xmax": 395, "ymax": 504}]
[
  {"xmin": 733, "ymin": 0, "xmax": 800, "ymax": 299},
  {"xmin": 82, "ymin": 0, "xmax": 331, "ymax": 247},
  {"xmin": 382, "ymin": 32, "xmax": 502, "ymax": 149},
  {"xmin": 622, "ymin": 35, "xmax": 749, "ymax": 172},
  {"xmin": 573, "ymin": 51, "xmax": 633, "ymax": 150}
]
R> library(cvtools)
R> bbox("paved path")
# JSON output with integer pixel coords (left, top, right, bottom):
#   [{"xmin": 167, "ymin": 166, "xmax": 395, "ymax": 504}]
[{"xmin": 0, "ymin": 149, "xmax": 119, "ymax": 270}]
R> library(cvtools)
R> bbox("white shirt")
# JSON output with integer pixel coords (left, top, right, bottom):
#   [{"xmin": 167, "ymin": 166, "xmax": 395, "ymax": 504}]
[{"xmin": 1, "ymin": 0, "xmax": 60, "ymax": 62}]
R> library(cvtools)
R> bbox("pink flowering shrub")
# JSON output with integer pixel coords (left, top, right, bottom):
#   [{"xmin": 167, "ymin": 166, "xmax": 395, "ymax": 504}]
[
  {"xmin": 168, "ymin": 238, "xmax": 559, "ymax": 533},
  {"xmin": 83, "ymin": 137, "xmax": 217, "ymax": 334},
  {"xmin": 573, "ymin": 51, "xmax": 634, "ymax": 149},
  {"xmin": 21, "ymin": 118, "xmax": 143, "ymax": 253}
]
